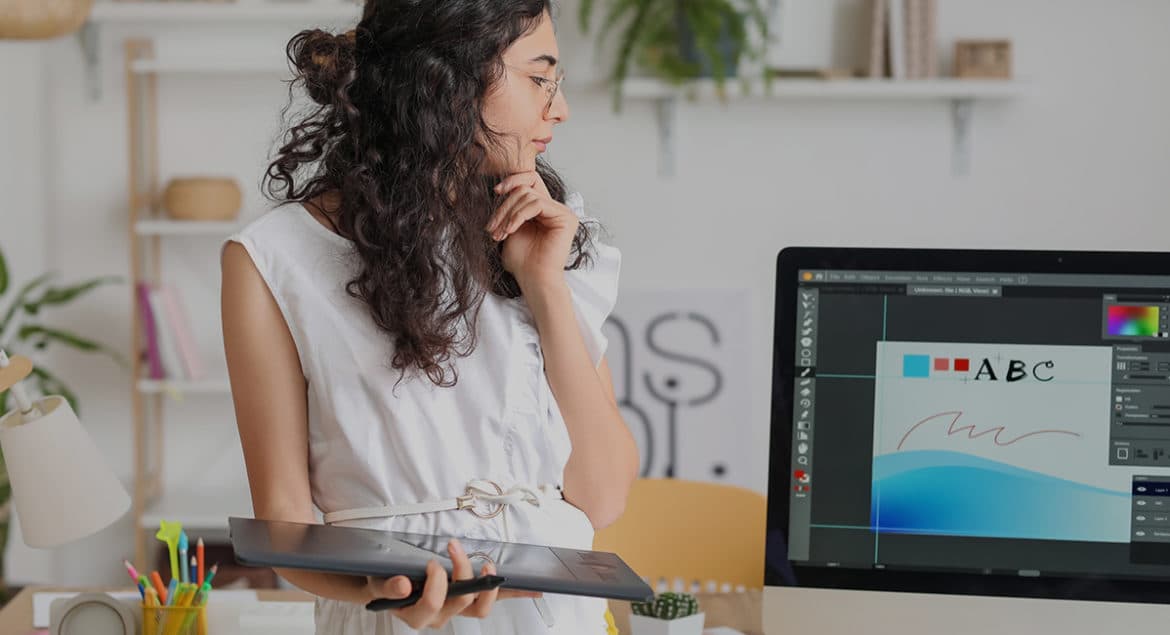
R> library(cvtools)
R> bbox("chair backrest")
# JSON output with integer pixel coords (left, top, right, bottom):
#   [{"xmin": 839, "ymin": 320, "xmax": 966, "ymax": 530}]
[{"xmin": 593, "ymin": 478, "xmax": 767, "ymax": 591}]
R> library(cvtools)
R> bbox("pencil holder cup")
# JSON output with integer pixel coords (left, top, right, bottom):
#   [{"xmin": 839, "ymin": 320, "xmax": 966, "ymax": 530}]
[{"xmin": 142, "ymin": 603, "xmax": 207, "ymax": 635}]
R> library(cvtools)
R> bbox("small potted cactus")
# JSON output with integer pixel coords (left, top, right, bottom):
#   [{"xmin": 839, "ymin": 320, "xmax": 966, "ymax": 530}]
[{"xmin": 629, "ymin": 591, "xmax": 705, "ymax": 635}]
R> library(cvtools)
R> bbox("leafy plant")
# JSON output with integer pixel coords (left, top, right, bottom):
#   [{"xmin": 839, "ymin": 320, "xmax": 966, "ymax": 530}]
[
  {"xmin": 579, "ymin": 0, "xmax": 771, "ymax": 111},
  {"xmin": 0, "ymin": 243, "xmax": 123, "ymax": 603},
  {"xmin": 631, "ymin": 591, "xmax": 701, "ymax": 619}
]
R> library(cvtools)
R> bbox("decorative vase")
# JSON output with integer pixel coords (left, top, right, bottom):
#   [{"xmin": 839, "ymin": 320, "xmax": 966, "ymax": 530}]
[
  {"xmin": 162, "ymin": 177, "xmax": 242, "ymax": 222},
  {"xmin": 0, "ymin": 0, "xmax": 94, "ymax": 40},
  {"xmin": 629, "ymin": 612, "xmax": 706, "ymax": 635}
]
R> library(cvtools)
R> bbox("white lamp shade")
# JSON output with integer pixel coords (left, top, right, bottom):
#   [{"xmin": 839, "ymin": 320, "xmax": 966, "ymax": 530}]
[{"xmin": 0, "ymin": 395, "xmax": 131, "ymax": 548}]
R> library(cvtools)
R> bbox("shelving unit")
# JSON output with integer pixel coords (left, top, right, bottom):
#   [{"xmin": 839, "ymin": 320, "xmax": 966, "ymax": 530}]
[
  {"xmin": 79, "ymin": 1, "xmax": 362, "ymax": 98},
  {"xmin": 620, "ymin": 77, "xmax": 1025, "ymax": 177},
  {"xmin": 124, "ymin": 38, "xmax": 254, "ymax": 570}
]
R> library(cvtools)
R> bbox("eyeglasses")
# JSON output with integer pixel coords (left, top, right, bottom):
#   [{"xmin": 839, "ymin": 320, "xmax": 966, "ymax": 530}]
[{"xmin": 508, "ymin": 65, "xmax": 565, "ymax": 115}]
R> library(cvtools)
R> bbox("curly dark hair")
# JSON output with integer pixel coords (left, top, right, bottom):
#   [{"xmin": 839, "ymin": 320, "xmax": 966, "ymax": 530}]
[{"xmin": 263, "ymin": 0, "xmax": 600, "ymax": 390}]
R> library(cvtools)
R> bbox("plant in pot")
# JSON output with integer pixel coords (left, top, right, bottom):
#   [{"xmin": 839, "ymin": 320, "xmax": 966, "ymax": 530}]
[
  {"xmin": 0, "ymin": 243, "xmax": 123, "ymax": 604},
  {"xmin": 579, "ymin": 0, "xmax": 772, "ymax": 111},
  {"xmin": 629, "ymin": 591, "xmax": 705, "ymax": 635}
]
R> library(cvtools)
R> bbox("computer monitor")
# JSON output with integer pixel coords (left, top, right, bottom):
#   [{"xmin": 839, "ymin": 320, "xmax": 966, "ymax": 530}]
[{"xmin": 765, "ymin": 247, "xmax": 1170, "ymax": 634}]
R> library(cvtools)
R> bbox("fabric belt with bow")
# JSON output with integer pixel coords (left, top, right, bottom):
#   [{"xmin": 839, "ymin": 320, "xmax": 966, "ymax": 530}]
[{"xmin": 323, "ymin": 479, "xmax": 564, "ymax": 628}]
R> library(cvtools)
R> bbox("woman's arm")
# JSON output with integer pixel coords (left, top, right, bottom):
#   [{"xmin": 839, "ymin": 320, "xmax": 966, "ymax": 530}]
[
  {"xmin": 221, "ymin": 241, "xmax": 372, "ymax": 604},
  {"xmin": 521, "ymin": 277, "xmax": 639, "ymax": 530}
]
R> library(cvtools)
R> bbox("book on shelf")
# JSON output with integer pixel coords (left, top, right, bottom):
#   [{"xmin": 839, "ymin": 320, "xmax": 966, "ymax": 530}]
[
  {"xmin": 870, "ymin": 0, "xmax": 938, "ymax": 79},
  {"xmin": 886, "ymin": 0, "xmax": 906, "ymax": 79},
  {"xmin": 922, "ymin": 0, "xmax": 938, "ymax": 78},
  {"xmin": 159, "ymin": 283, "xmax": 206, "ymax": 381},
  {"xmin": 146, "ymin": 286, "xmax": 184, "ymax": 381},
  {"xmin": 865, "ymin": 0, "xmax": 888, "ymax": 78},
  {"xmin": 905, "ymin": 0, "xmax": 922, "ymax": 78},
  {"xmin": 136, "ymin": 282, "xmax": 164, "ymax": 380},
  {"xmin": 135, "ymin": 281, "xmax": 206, "ymax": 383}
]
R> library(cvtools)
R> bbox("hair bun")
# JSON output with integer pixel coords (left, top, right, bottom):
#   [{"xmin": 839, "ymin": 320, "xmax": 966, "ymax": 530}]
[{"xmin": 289, "ymin": 28, "xmax": 356, "ymax": 106}]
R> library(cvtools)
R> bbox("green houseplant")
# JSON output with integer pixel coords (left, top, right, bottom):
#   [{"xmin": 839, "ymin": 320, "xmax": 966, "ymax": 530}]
[
  {"xmin": 0, "ymin": 243, "xmax": 122, "ymax": 603},
  {"xmin": 579, "ymin": 0, "xmax": 771, "ymax": 111},
  {"xmin": 630, "ymin": 591, "xmax": 705, "ymax": 634}
]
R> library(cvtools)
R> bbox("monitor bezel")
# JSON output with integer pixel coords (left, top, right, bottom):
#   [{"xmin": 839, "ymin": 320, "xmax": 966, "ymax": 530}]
[{"xmin": 768, "ymin": 246, "xmax": 1170, "ymax": 604}]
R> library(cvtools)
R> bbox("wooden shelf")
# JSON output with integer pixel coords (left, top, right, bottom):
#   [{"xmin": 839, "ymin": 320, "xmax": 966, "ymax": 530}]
[
  {"xmin": 620, "ymin": 78, "xmax": 1026, "ymax": 177},
  {"xmin": 137, "ymin": 377, "xmax": 232, "ymax": 395},
  {"xmin": 129, "ymin": 58, "xmax": 291, "ymax": 75},
  {"xmin": 90, "ymin": 1, "xmax": 361, "ymax": 23},
  {"xmin": 621, "ymin": 78, "xmax": 1023, "ymax": 101},
  {"xmin": 134, "ymin": 219, "xmax": 243, "ymax": 236},
  {"xmin": 141, "ymin": 486, "xmax": 253, "ymax": 531}
]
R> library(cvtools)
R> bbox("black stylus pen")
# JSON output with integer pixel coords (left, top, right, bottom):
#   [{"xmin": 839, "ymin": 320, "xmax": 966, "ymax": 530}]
[{"xmin": 364, "ymin": 574, "xmax": 508, "ymax": 611}]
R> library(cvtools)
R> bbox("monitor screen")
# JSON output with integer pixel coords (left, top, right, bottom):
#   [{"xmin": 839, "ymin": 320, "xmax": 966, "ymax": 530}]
[{"xmin": 767, "ymin": 248, "xmax": 1170, "ymax": 605}]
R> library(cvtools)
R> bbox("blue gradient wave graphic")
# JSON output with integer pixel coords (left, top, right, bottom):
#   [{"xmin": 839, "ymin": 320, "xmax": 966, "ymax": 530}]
[{"xmin": 871, "ymin": 450, "xmax": 1131, "ymax": 542}]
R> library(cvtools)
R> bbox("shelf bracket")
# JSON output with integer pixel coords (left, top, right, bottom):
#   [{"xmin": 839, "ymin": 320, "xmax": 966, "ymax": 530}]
[
  {"xmin": 654, "ymin": 96, "xmax": 678, "ymax": 178},
  {"xmin": 950, "ymin": 98, "xmax": 974, "ymax": 177},
  {"xmin": 77, "ymin": 20, "xmax": 102, "ymax": 101}
]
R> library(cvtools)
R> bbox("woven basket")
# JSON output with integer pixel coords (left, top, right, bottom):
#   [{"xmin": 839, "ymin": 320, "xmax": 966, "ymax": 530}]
[
  {"xmin": 0, "ymin": 0, "xmax": 94, "ymax": 40},
  {"xmin": 162, "ymin": 177, "xmax": 242, "ymax": 222}
]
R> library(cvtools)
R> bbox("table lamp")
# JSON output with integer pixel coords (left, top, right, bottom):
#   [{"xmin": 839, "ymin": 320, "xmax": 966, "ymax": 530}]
[{"xmin": 0, "ymin": 349, "xmax": 130, "ymax": 548}]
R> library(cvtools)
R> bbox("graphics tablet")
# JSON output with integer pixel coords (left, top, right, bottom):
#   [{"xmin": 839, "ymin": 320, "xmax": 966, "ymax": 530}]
[{"xmin": 228, "ymin": 516, "xmax": 654, "ymax": 603}]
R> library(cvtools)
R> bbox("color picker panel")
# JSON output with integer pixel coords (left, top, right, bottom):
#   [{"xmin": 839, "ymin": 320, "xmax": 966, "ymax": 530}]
[{"xmin": 1108, "ymin": 305, "xmax": 1160, "ymax": 336}]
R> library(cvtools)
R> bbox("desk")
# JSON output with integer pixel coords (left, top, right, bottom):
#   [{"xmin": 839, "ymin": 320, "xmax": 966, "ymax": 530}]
[
  {"xmin": 0, "ymin": 586, "xmax": 313, "ymax": 634},
  {"xmin": 1, "ymin": 587, "xmax": 763, "ymax": 634}
]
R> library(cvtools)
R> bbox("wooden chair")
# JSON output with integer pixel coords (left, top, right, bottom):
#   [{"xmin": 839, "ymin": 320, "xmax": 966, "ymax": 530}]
[{"xmin": 593, "ymin": 478, "xmax": 767, "ymax": 592}]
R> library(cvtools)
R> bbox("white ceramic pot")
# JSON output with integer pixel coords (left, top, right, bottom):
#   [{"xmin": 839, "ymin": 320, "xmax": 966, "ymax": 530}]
[
  {"xmin": 629, "ymin": 612, "xmax": 706, "ymax": 635},
  {"xmin": 162, "ymin": 176, "xmax": 242, "ymax": 221},
  {"xmin": 0, "ymin": 0, "xmax": 93, "ymax": 39}
]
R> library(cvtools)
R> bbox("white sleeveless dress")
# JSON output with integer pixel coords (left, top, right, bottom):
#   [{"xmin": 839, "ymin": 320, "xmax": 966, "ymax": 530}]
[{"xmin": 225, "ymin": 192, "xmax": 620, "ymax": 635}]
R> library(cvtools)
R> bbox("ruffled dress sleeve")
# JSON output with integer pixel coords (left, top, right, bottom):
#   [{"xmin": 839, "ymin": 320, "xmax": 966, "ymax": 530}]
[{"xmin": 562, "ymin": 191, "xmax": 621, "ymax": 368}]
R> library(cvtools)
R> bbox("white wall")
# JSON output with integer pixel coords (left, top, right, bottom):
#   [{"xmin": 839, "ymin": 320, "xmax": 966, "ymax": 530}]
[
  {"xmin": 0, "ymin": 40, "xmax": 58, "ymax": 586},
  {"xmin": 2, "ymin": 0, "xmax": 1168, "ymax": 586}
]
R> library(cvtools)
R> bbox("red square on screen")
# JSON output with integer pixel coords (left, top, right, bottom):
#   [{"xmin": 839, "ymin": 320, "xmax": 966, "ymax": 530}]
[
  {"xmin": 955, "ymin": 358, "xmax": 970, "ymax": 372},
  {"xmin": 934, "ymin": 358, "xmax": 950, "ymax": 371}
]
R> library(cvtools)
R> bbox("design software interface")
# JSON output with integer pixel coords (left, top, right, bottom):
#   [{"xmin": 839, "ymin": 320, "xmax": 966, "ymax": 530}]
[{"xmin": 788, "ymin": 268, "xmax": 1170, "ymax": 579}]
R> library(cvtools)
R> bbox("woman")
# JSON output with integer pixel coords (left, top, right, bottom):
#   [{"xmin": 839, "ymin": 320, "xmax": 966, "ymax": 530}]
[{"xmin": 220, "ymin": 0, "xmax": 638, "ymax": 633}]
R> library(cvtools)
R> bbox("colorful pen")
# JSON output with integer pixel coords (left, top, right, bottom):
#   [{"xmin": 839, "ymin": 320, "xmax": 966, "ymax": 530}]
[
  {"xmin": 192, "ymin": 577, "xmax": 212, "ymax": 609},
  {"xmin": 144, "ymin": 588, "xmax": 161, "ymax": 635},
  {"xmin": 178, "ymin": 531, "xmax": 189, "ymax": 584},
  {"xmin": 122, "ymin": 560, "xmax": 146, "ymax": 599},
  {"xmin": 150, "ymin": 571, "xmax": 168, "ymax": 604},
  {"xmin": 166, "ymin": 578, "xmax": 178, "ymax": 606},
  {"xmin": 190, "ymin": 556, "xmax": 197, "ymax": 586},
  {"xmin": 173, "ymin": 583, "xmax": 190, "ymax": 608},
  {"xmin": 155, "ymin": 520, "xmax": 183, "ymax": 583},
  {"xmin": 196, "ymin": 538, "xmax": 204, "ymax": 586},
  {"xmin": 123, "ymin": 559, "xmax": 140, "ymax": 582}
]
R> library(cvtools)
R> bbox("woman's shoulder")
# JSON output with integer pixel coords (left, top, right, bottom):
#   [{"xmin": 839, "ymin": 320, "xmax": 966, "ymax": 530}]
[
  {"xmin": 224, "ymin": 203, "xmax": 355, "ymax": 289},
  {"xmin": 233, "ymin": 202, "xmax": 309, "ymax": 240},
  {"xmin": 229, "ymin": 202, "xmax": 349, "ymax": 254}
]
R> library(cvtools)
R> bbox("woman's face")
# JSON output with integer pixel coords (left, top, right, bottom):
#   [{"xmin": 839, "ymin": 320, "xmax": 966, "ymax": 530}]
[{"xmin": 481, "ymin": 11, "xmax": 569, "ymax": 174}]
